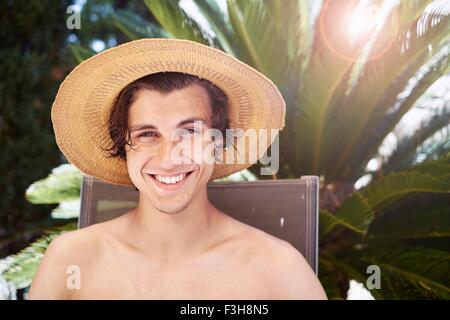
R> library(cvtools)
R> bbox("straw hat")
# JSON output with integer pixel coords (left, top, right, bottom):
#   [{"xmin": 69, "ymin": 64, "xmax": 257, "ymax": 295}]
[{"xmin": 51, "ymin": 38, "xmax": 286, "ymax": 186}]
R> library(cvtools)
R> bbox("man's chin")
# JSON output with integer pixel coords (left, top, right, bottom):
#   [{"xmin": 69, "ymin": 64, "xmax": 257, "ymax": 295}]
[
  {"xmin": 139, "ymin": 182, "xmax": 194, "ymax": 214},
  {"xmin": 154, "ymin": 201, "xmax": 191, "ymax": 215}
]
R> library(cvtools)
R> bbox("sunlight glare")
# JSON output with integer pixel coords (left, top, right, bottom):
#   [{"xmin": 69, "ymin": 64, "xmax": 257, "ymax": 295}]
[{"xmin": 347, "ymin": 1, "xmax": 381, "ymax": 43}]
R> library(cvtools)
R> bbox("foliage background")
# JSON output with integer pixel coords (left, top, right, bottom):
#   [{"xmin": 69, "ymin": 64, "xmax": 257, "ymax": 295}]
[{"xmin": 0, "ymin": 1, "xmax": 73, "ymax": 257}]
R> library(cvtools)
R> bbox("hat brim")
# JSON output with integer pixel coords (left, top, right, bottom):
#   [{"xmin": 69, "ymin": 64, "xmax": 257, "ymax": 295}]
[{"xmin": 51, "ymin": 38, "xmax": 286, "ymax": 186}]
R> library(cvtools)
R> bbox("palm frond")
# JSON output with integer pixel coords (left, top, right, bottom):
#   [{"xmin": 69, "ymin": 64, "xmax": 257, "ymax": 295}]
[
  {"xmin": 352, "ymin": 47, "xmax": 450, "ymax": 175},
  {"xmin": 383, "ymin": 106, "xmax": 450, "ymax": 173},
  {"xmin": 193, "ymin": 0, "xmax": 236, "ymax": 55},
  {"xmin": 225, "ymin": 0, "xmax": 292, "ymax": 86},
  {"xmin": 112, "ymin": 10, "xmax": 169, "ymax": 40},
  {"xmin": 418, "ymin": 130, "xmax": 450, "ymax": 161},
  {"xmin": 319, "ymin": 209, "xmax": 343, "ymax": 238},
  {"xmin": 346, "ymin": 0, "xmax": 403, "ymax": 94},
  {"xmin": 67, "ymin": 44, "xmax": 96, "ymax": 64},
  {"xmin": 370, "ymin": 205, "xmax": 450, "ymax": 240},
  {"xmin": 289, "ymin": 43, "xmax": 353, "ymax": 176},
  {"xmin": 327, "ymin": 169, "xmax": 449, "ymax": 235},
  {"xmin": 327, "ymin": 1, "xmax": 450, "ymax": 180},
  {"xmin": 321, "ymin": 251, "xmax": 384, "ymax": 300},
  {"xmin": 351, "ymin": 245, "xmax": 450, "ymax": 299},
  {"xmin": 297, "ymin": 0, "xmax": 323, "ymax": 73},
  {"xmin": 346, "ymin": 0, "xmax": 433, "ymax": 93},
  {"xmin": 144, "ymin": 0, "xmax": 212, "ymax": 45},
  {"xmin": 2, "ymin": 223, "xmax": 77, "ymax": 289},
  {"xmin": 409, "ymin": 152, "xmax": 450, "ymax": 175},
  {"xmin": 318, "ymin": 256, "xmax": 346, "ymax": 299},
  {"xmin": 265, "ymin": 0, "xmax": 321, "ymax": 69},
  {"xmin": 359, "ymin": 171, "xmax": 449, "ymax": 213}
]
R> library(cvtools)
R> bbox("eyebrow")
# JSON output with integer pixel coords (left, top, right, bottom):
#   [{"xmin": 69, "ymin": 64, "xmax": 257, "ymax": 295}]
[{"xmin": 129, "ymin": 117, "xmax": 208, "ymax": 133}]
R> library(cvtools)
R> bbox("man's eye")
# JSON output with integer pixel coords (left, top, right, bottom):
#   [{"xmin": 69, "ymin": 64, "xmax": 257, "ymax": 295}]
[
  {"xmin": 183, "ymin": 128, "xmax": 199, "ymax": 134},
  {"xmin": 138, "ymin": 131, "xmax": 157, "ymax": 138}
]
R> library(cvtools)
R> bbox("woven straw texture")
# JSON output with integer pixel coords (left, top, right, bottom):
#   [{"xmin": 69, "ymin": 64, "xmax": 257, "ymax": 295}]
[{"xmin": 51, "ymin": 38, "xmax": 286, "ymax": 186}]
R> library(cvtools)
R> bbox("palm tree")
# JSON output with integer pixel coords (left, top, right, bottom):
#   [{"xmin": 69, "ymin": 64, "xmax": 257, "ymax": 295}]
[{"xmin": 2, "ymin": 0, "xmax": 448, "ymax": 299}]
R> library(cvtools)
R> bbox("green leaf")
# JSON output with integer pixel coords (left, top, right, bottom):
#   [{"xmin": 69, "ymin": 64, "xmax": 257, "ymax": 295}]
[
  {"xmin": 332, "ymin": 192, "xmax": 375, "ymax": 234},
  {"xmin": 346, "ymin": 0, "xmax": 402, "ymax": 94},
  {"xmin": 144, "ymin": 0, "xmax": 211, "ymax": 44},
  {"xmin": 327, "ymin": 1, "xmax": 450, "ymax": 180},
  {"xmin": 360, "ymin": 171, "xmax": 449, "ymax": 211},
  {"xmin": 2, "ymin": 223, "xmax": 77, "ymax": 289},
  {"xmin": 319, "ymin": 209, "xmax": 349, "ymax": 238},
  {"xmin": 25, "ymin": 164, "xmax": 82, "ymax": 204},
  {"xmin": 409, "ymin": 154, "xmax": 450, "ymax": 177},
  {"xmin": 354, "ymin": 246, "xmax": 450, "ymax": 299},
  {"xmin": 318, "ymin": 256, "xmax": 346, "ymax": 299},
  {"xmin": 193, "ymin": 0, "xmax": 236, "ymax": 55},
  {"xmin": 369, "ymin": 206, "xmax": 450, "ymax": 240},
  {"xmin": 265, "ymin": 0, "xmax": 320, "ymax": 68},
  {"xmin": 51, "ymin": 199, "xmax": 80, "ymax": 219},
  {"xmin": 345, "ymin": 0, "xmax": 434, "ymax": 93},
  {"xmin": 329, "ymin": 170, "xmax": 449, "ymax": 235},
  {"xmin": 352, "ymin": 49, "xmax": 450, "ymax": 174},
  {"xmin": 383, "ymin": 107, "xmax": 450, "ymax": 173},
  {"xmin": 67, "ymin": 44, "xmax": 96, "ymax": 64},
  {"xmin": 112, "ymin": 10, "xmax": 170, "ymax": 40},
  {"xmin": 226, "ymin": 0, "xmax": 292, "ymax": 85},
  {"xmin": 321, "ymin": 251, "xmax": 384, "ymax": 300}
]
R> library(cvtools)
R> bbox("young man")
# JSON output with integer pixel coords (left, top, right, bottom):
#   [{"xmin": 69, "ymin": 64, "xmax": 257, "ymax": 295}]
[{"xmin": 29, "ymin": 38, "xmax": 327, "ymax": 300}]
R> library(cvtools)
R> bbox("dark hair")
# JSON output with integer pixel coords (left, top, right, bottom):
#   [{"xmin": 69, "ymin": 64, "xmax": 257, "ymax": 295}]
[{"xmin": 102, "ymin": 72, "xmax": 234, "ymax": 160}]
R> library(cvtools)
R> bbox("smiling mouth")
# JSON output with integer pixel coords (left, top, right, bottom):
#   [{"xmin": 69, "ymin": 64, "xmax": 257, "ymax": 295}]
[{"xmin": 147, "ymin": 170, "xmax": 194, "ymax": 190}]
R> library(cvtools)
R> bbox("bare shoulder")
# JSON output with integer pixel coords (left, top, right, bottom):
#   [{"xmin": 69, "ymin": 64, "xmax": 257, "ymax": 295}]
[
  {"xmin": 226, "ymin": 216, "xmax": 327, "ymax": 300},
  {"xmin": 261, "ymin": 237, "xmax": 327, "ymax": 299},
  {"xmin": 28, "ymin": 222, "xmax": 107, "ymax": 299}
]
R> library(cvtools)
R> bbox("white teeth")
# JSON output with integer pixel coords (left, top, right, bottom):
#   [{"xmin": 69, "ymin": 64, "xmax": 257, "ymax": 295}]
[{"xmin": 154, "ymin": 173, "xmax": 187, "ymax": 184}]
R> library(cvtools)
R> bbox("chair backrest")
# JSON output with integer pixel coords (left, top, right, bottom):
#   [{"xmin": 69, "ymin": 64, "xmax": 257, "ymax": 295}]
[{"xmin": 79, "ymin": 175, "xmax": 319, "ymax": 273}]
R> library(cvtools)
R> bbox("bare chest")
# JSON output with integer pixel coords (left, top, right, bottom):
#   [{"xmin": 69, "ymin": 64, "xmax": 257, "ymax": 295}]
[{"xmin": 70, "ymin": 246, "xmax": 270, "ymax": 299}]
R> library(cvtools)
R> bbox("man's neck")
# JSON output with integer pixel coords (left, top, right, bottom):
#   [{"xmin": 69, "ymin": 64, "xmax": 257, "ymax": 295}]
[{"xmin": 127, "ymin": 189, "xmax": 224, "ymax": 264}]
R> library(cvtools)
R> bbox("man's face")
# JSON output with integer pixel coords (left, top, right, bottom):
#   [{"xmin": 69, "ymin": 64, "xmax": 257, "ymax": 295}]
[{"xmin": 125, "ymin": 84, "xmax": 216, "ymax": 214}]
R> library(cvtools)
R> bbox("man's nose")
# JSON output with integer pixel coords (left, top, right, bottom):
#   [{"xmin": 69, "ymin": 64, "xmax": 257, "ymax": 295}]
[{"xmin": 154, "ymin": 139, "xmax": 179, "ymax": 169}]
